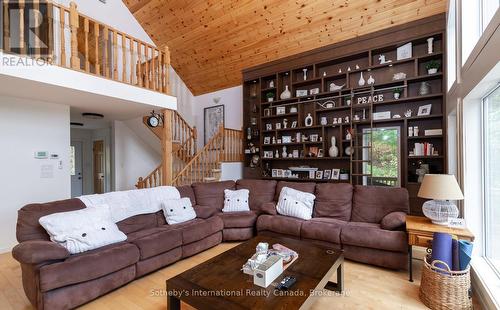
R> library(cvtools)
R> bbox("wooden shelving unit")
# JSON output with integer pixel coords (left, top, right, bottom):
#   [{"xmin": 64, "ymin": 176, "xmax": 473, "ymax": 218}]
[{"xmin": 242, "ymin": 17, "xmax": 446, "ymax": 215}]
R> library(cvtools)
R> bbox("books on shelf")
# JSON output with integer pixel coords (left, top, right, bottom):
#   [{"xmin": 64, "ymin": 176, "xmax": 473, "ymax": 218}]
[
  {"xmin": 424, "ymin": 129, "xmax": 443, "ymax": 136},
  {"xmin": 411, "ymin": 142, "xmax": 437, "ymax": 156}
]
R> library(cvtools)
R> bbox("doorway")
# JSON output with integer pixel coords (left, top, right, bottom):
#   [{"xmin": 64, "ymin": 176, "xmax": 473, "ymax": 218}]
[
  {"xmin": 93, "ymin": 140, "xmax": 105, "ymax": 194},
  {"xmin": 70, "ymin": 141, "xmax": 83, "ymax": 197}
]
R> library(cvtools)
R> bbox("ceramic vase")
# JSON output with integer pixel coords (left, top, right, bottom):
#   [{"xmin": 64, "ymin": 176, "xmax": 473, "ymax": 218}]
[
  {"xmin": 367, "ymin": 75, "xmax": 375, "ymax": 85},
  {"xmin": 419, "ymin": 82, "xmax": 431, "ymax": 96},
  {"xmin": 305, "ymin": 113, "xmax": 313, "ymax": 127},
  {"xmin": 328, "ymin": 137, "xmax": 339, "ymax": 157},
  {"xmin": 427, "ymin": 37, "xmax": 434, "ymax": 54},
  {"xmin": 394, "ymin": 92, "xmax": 400, "ymax": 100},
  {"xmin": 280, "ymin": 85, "xmax": 291, "ymax": 99},
  {"xmin": 320, "ymin": 117, "xmax": 328, "ymax": 125},
  {"xmin": 358, "ymin": 72, "xmax": 365, "ymax": 86}
]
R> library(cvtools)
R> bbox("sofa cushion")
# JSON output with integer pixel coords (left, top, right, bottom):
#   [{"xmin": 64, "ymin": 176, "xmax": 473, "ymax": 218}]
[
  {"xmin": 341, "ymin": 222, "xmax": 407, "ymax": 253},
  {"xmin": 118, "ymin": 213, "xmax": 158, "ymax": 234},
  {"xmin": 256, "ymin": 214, "xmax": 304, "ymax": 237},
  {"xmin": 236, "ymin": 179, "xmax": 277, "ymax": 211},
  {"xmin": 38, "ymin": 205, "xmax": 127, "ymax": 254},
  {"xmin": 17, "ymin": 198, "xmax": 86, "ymax": 242},
  {"xmin": 223, "ymin": 189, "xmax": 250, "ymax": 212},
  {"xmin": 274, "ymin": 181, "xmax": 316, "ymax": 201},
  {"xmin": 177, "ymin": 185, "xmax": 197, "ymax": 205},
  {"xmin": 301, "ymin": 217, "xmax": 346, "ymax": 244},
  {"xmin": 192, "ymin": 181, "xmax": 235, "ymax": 211},
  {"xmin": 126, "ymin": 227, "xmax": 166, "ymax": 242},
  {"xmin": 129, "ymin": 228, "xmax": 182, "ymax": 260},
  {"xmin": 313, "ymin": 183, "xmax": 353, "ymax": 221},
  {"xmin": 162, "ymin": 198, "xmax": 196, "ymax": 225},
  {"xmin": 220, "ymin": 211, "xmax": 257, "ymax": 228},
  {"xmin": 380, "ymin": 211, "xmax": 407, "ymax": 230},
  {"xmin": 39, "ymin": 242, "xmax": 139, "ymax": 292},
  {"xmin": 169, "ymin": 216, "xmax": 224, "ymax": 244},
  {"xmin": 351, "ymin": 185, "xmax": 409, "ymax": 223},
  {"xmin": 276, "ymin": 187, "xmax": 316, "ymax": 220}
]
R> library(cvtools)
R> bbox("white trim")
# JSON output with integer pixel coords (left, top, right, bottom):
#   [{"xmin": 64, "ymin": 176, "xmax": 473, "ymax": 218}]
[{"xmin": 471, "ymin": 258, "xmax": 500, "ymax": 309}]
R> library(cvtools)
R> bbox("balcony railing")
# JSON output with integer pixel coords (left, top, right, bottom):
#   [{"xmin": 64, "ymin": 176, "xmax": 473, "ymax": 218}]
[{"xmin": 1, "ymin": 1, "xmax": 171, "ymax": 94}]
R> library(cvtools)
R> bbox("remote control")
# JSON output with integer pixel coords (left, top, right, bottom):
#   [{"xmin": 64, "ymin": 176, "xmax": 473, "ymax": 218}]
[{"xmin": 277, "ymin": 276, "xmax": 296, "ymax": 290}]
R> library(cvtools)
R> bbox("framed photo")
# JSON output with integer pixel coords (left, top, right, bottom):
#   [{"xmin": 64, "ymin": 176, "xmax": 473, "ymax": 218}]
[
  {"xmin": 291, "ymin": 121, "xmax": 297, "ymax": 128},
  {"xmin": 284, "ymin": 170, "xmax": 292, "ymax": 178},
  {"xmin": 266, "ymin": 123, "xmax": 273, "ymax": 131},
  {"xmin": 315, "ymin": 171, "xmax": 324, "ymax": 180},
  {"xmin": 263, "ymin": 151, "xmax": 273, "ymax": 158},
  {"xmin": 417, "ymin": 104, "xmax": 432, "ymax": 116},
  {"xmin": 296, "ymin": 89, "xmax": 308, "ymax": 97},
  {"xmin": 324, "ymin": 169, "xmax": 332, "ymax": 179},
  {"xmin": 331, "ymin": 169, "xmax": 340, "ymax": 180},
  {"xmin": 310, "ymin": 134, "xmax": 319, "ymax": 142},
  {"xmin": 264, "ymin": 108, "xmax": 271, "ymax": 117},
  {"xmin": 397, "ymin": 42, "xmax": 412, "ymax": 60},
  {"xmin": 309, "ymin": 171, "xmax": 315, "ymax": 179},
  {"xmin": 275, "ymin": 123, "xmax": 282, "ymax": 130},
  {"xmin": 276, "ymin": 169, "xmax": 283, "ymax": 178},
  {"xmin": 276, "ymin": 106, "xmax": 286, "ymax": 115},
  {"xmin": 204, "ymin": 105, "xmax": 224, "ymax": 145},
  {"xmin": 263, "ymin": 137, "xmax": 271, "ymax": 144},
  {"xmin": 310, "ymin": 88, "xmax": 320, "ymax": 95},
  {"xmin": 317, "ymin": 149, "xmax": 324, "ymax": 158},
  {"xmin": 272, "ymin": 169, "xmax": 278, "ymax": 177},
  {"xmin": 282, "ymin": 136, "xmax": 292, "ymax": 143},
  {"xmin": 309, "ymin": 146, "xmax": 319, "ymax": 157},
  {"xmin": 292, "ymin": 150, "xmax": 299, "ymax": 158}
]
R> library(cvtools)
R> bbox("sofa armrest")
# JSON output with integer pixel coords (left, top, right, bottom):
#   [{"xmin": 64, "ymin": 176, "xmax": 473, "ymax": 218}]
[
  {"xmin": 12, "ymin": 240, "xmax": 69, "ymax": 264},
  {"xmin": 260, "ymin": 202, "xmax": 277, "ymax": 215},
  {"xmin": 380, "ymin": 212, "xmax": 407, "ymax": 231},
  {"xmin": 194, "ymin": 205, "xmax": 219, "ymax": 219}
]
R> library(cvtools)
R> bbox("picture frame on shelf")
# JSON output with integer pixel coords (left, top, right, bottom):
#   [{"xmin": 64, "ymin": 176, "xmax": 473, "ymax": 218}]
[
  {"xmin": 276, "ymin": 106, "xmax": 286, "ymax": 115},
  {"xmin": 324, "ymin": 169, "xmax": 332, "ymax": 179},
  {"xmin": 272, "ymin": 169, "xmax": 278, "ymax": 178},
  {"xmin": 266, "ymin": 123, "xmax": 273, "ymax": 131},
  {"xmin": 309, "ymin": 146, "xmax": 319, "ymax": 157},
  {"xmin": 291, "ymin": 121, "xmax": 297, "ymax": 128},
  {"xmin": 331, "ymin": 169, "xmax": 340, "ymax": 180},
  {"xmin": 276, "ymin": 169, "xmax": 284, "ymax": 178},
  {"xmin": 264, "ymin": 108, "xmax": 271, "ymax": 117},
  {"xmin": 309, "ymin": 171, "xmax": 315, "ymax": 179},
  {"xmin": 417, "ymin": 104, "xmax": 432, "ymax": 116},
  {"xmin": 263, "ymin": 137, "xmax": 271, "ymax": 144},
  {"xmin": 310, "ymin": 134, "xmax": 319, "ymax": 142},
  {"xmin": 396, "ymin": 42, "xmax": 412, "ymax": 60},
  {"xmin": 263, "ymin": 151, "xmax": 273, "ymax": 158},
  {"xmin": 315, "ymin": 171, "xmax": 324, "ymax": 180},
  {"xmin": 284, "ymin": 170, "xmax": 292, "ymax": 178},
  {"xmin": 282, "ymin": 136, "xmax": 292, "ymax": 143},
  {"xmin": 275, "ymin": 123, "xmax": 282, "ymax": 130},
  {"xmin": 317, "ymin": 149, "xmax": 324, "ymax": 158},
  {"xmin": 296, "ymin": 90, "xmax": 308, "ymax": 97},
  {"xmin": 292, "ymin": 150, "xmax": 299, "ymax": 158},
  {"xmin": 310, "ymin": 88, "xmax": 320, "ymax": 95}
]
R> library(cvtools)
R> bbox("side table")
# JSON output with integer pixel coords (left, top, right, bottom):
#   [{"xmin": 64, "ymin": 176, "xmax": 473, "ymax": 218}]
[{"xmin": 405, "ymin": 215, "xmax": 475, "ymax": 282}]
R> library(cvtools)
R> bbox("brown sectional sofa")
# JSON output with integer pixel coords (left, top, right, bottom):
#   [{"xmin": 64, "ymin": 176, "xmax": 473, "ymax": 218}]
[{"xmin": 13, "ymin": 179, "xmax": 408, "ymax": 309}]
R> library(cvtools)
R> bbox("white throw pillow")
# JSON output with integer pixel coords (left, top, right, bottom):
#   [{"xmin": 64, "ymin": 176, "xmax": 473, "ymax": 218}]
[
  {"xmin": 222, "ymin": 189, "xmax": 250, "ymax": 212},
  {"xmin": 162, "ymin": 197, "xmax": 196, "ymax": 225},
  {"xmin": 38, "ymin": 205, "xmax": 127, "ymax": 254},
  {"xmin": 276, "ymin": 187, "xmax": 316, "ymax": 220}
]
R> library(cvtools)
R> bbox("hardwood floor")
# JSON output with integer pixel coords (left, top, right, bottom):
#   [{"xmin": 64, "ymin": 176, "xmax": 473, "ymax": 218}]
[{"xmin": 0, "ymin": 245, "xmax": 477, "ymax": 309}]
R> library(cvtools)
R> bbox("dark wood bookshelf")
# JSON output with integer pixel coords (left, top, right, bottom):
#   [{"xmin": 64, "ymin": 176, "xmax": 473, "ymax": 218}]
[{"xmin": 242, "ymin": 15, "xmax": 446, "ymax": 215}]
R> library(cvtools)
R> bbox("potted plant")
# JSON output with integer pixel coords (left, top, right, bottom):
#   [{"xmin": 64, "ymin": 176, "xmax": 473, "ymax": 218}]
[
  {"xmin": 343, "ymin": 95, "xmax": 351, "ymax": 106},
  {"xmin": 339, "ymin": 169, "xmax": 350, "ymax": 180},
  {"xmin": 393, "ymin": 87, "xmax": 403, "ymax": 100},
  {"xmin": 425, "ymin": 60, "xmax": 440, "ymax": 75},
  {"xmin": 266, "ymin": 92, "xmax": 274, "ymax": 102}
]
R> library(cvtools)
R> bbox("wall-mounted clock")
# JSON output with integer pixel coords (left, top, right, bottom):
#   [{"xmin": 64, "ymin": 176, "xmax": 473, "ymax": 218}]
[{"xmin": 147, "ymin": 115, "xmax": 160, "ymax": 127}]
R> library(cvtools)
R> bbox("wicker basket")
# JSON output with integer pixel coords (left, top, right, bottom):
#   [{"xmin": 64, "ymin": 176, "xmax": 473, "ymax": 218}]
[{"xmin": 419, "ymin": 256, "xmax": 472, "ymax": 310}]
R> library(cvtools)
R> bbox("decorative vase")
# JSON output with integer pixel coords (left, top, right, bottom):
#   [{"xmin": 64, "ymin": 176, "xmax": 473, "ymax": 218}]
[
  {"xmin": 345, "ymin": 130, "xmax": 352, "ymax": 141},
  {"xmin": 419, "ymin": 82, "xmax": 431, "ymax": 96},
  {"xmin": 428, "ymin": 68, "xmax": 438, "ymax": 74},
  {"xmin": 269, "ymin": 80, "xmax": 274, "ymax": 88},
  {"xmin": 328, "ymin": 137, "xmax": 339, "ymax": 157},
  {"xmin": 367, "ymin": 74, "xmax": 375, "ymax": 85},
  {"xmin": 303, "ymin": 68, "xmax": 308, "ymax": 81},
  {"xmin": 394, "ymin": 92, "xmax": 401, "ymax": 100},
  {"xmin": 358, "ymin": 72, "xmax": 365, "ymax": 86},
  {"xmin": 427, "ymin": 37, "xmax": 434, "ymax": 54},
  {"xmin": 282, "ymin": 146, "xmax": 287, "ymax": 158},
  {"xmin": 305, "ymin": 113, "xmax": 313, "ymax": 127},
  {"xmin": 280, "ymin": 85, "xmax": 291, "ymax": 99},
  {"xmin": 320, "ymin": 117, "xmax": 328, "ymax": 126}
]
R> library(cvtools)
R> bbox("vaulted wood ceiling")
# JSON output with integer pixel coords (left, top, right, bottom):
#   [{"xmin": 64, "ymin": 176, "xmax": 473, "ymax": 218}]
[{"xmin": 125, "ymin": 0, "xmax": 446, "ymax": 95}]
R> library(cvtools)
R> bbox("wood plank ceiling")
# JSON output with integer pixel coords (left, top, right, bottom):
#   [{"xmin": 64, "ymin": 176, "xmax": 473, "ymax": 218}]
[{"xmin": 125, "ymin": 0, "xmax": 447, "ymax": 95}]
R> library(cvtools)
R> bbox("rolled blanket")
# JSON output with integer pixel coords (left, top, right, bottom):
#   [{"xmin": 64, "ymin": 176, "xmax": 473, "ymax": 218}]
[
  {"xmin": 452, "ymin": 237, "xmax": 460, "ymax": 271},
  {"xmin": 458, "ymin": 240, "xmax": 473, "ymax": 271},
  {"xmin": 431, "ymin": 232, "xmax": 453, "ymax": 271}
]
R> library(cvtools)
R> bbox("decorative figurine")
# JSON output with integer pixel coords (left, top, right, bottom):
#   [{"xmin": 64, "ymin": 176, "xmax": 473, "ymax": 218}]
[
  {"xmin": 329, "ymin": 82, "xmax": 345, "ymax": 91},
  {"xmin": 338, "ymin": 68, "xmax": 342, "ymax": 73},
  {"xmin": 378, "ymin": 54, "xmax": 392, "ymax": 64},
  {"xmin": 323, "ymin": 72, "xmax": 327, "ymax": 77},
  {"xmin": 269, "ymin": 80, "xmax": 274, "ymax": 88},
  {"xmin": 328, "ymin": 136, "xmax": 339, "ymax": 157},
  {"xmin": 302, "ymin": 68, "xmax": 308, "ymax": 81},
  {"xmin": 344, "ymin": 116, "xmax": 350, "ymax": 123},
  {"xmin": 358, "ymin": 72, "xmax": 366, "ymax": 86},
  {"xmin": 345, "ymin": 129, "xmax": 352, "ymax": 141},
  {"xmin": 347, "ymin": 66, "xmax": 351, "ymax": 72},
  {"xmin": 320, "ymin": 117, "xmax": 328, "ymax": 126},
  {"xmin": 427, "ymin": 37, "xmax": 434, "ymax": 54},
  {"xmin": 275, "ymin": 150, "xmax": 279, "ymax": 158},
  {"xmin": 282, "ymin": 146, "xmax": 288, "ymax": 158},
  {"xmin": 405, "ymin": 109, "xmax": 413, "ymax": 117},
  {"xmin": 367, "ymin": 74, "xmax": 375, "ymax": 85},
  {"xmin": 355, "ymin": 64, "xmax": 360, "ymax": 70},
  {"xmin": 283, "ymin": 119, "xmax": 288, "ymax": 129}
]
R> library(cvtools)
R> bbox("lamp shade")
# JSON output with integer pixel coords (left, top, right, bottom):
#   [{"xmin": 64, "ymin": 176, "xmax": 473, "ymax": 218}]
[{"xmin": 418, "ymin": 174, "xmax": 464, "ymax": 200}]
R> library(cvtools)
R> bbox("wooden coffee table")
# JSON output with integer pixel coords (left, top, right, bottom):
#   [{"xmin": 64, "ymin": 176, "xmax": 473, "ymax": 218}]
[{"xmin": 166, "ymin": 235, "xmax": 344, "ymax": 310}]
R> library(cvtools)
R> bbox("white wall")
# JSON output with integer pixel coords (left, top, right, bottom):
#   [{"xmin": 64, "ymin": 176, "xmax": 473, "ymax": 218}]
[
  {"xmin": 194, "ymin": 86, "xmax": 243, "ymax": 149},
  {"xmin": 0, "ymin": 97, "xmax": 70, "ymax": 252},
  {"xmin": 112, "ymin": 120, "xmax": 161, "ymax": 191},
  {"xmin": 171, "ymin": 68, "xmax": 196, "ymax": 125},
  {"xmin": 220, "ymin": 162, "xmax": 243, "ymax": 181}
]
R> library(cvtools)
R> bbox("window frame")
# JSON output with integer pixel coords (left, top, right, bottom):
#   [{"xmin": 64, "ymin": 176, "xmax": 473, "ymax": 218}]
[{"xmin": 481, "ymin": 82, "xmax": 500, "ymax": 278}]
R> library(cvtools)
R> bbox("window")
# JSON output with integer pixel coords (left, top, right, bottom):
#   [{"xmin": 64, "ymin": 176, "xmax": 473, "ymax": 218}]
[
  {"xmin": 461, "ymin": 0, "xmax": 482, "ymax": 65},
  {"xmin": 483, "ymin": 84, "xmax": 500, "ymax": 274},
  {"xmin": 482, "ymin": 0, "xmax": 499, "ymax": 31},
  {"xmin": 447, "ymin": 0, "xmax": 457, "ymax": 89},
  {"xmin": 362, "ymin": 127, "xmax": 401, "ymax": 187}
]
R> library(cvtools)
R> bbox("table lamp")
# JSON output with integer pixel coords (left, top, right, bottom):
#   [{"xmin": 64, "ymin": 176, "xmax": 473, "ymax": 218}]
[{"xmin": 418, "ymin": 174, "xmax": 464, "ymax": 225}]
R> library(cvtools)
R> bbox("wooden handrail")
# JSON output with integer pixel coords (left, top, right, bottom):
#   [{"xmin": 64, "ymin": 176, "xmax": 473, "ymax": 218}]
[
  {"xmin": 1, "ymin": 1, "xmax": 171, "ymax": 95},
  {"xmin": 136, "ymin": 165, "xmax": 162, "ymax": 189}
]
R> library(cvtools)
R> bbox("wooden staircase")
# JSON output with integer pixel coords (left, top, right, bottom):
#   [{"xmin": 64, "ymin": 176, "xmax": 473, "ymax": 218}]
[{"xmin": 136, "ymin": 124, "xmax": 243, "ymax": 188}]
